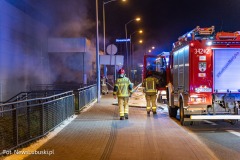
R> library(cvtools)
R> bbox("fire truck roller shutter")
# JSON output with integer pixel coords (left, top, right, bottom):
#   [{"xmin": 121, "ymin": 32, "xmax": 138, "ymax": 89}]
[{"xmin": 213, "ymin": 49, "xmax": 240, "ymax": 93}]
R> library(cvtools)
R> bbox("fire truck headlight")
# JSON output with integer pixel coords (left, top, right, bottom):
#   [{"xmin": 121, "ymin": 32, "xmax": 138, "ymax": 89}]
[{"xmin": 206, "ymin": 41, "xmax": 212, "ymax": 46}]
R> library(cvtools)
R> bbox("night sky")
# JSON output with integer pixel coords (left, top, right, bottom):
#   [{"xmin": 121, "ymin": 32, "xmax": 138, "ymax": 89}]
[
  {"xmin": 92, "ymin": 0, "xmax": 240, "ymax": 51},
  {"xmin": 26, "ymin": 0, "xmax": 240, "ymax": 53},
  {"xmin": 101, "ymin": 0, "xmax": 240, "ymax": 52}
]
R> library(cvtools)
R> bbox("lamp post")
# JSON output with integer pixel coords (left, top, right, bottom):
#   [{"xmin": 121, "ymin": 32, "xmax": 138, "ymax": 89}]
[
  {"xmin": 130, "ymin": 30, "xmax": 143, "ymax": 68},
  {"xmin": 103, "ymin": 0, "xmax": 126, "ymax": 54},
  {"xmin": 125, "ymin": 17, "xmax": 141, "ymax": 77},
  {"xmin": 103, "ymin": 0, "xmax": 126, "ymax": 78},
  {"xmin": 96, "ymin": 0, "xmax": 100, "ymax": 102}
]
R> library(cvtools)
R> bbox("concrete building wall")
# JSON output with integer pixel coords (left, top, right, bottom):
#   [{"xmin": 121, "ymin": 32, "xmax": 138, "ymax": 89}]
[
  {"xmin": 47, "ymin": 38, "xmax": 96, "ymax": 85},
  {"xmin": 0, "ymin": 0, "xmax": 49, "ymax": 101}
]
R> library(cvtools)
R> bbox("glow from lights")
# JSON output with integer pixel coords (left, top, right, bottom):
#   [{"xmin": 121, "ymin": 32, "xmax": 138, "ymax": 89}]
[
  {"xmin": 187, "ymin": 33, "xmax": 191, "ymax": 37},
  {"xmin": 135, "ymin": 17, "xmax": 141, "ymax": 21},
  {"xmin": 189, "ymin": 95, "xmax": 206, "ymax": 103},
  {"xmin": 206, "ymin": 41, "xmax": 212, "ymax": 46},
  {"xmin": 166, "ymin": 57, "xmax": 169, "ymax": 65},
  {"xmin": 152, "ymin": 46, "xmax": 155, "ymax": 49}
]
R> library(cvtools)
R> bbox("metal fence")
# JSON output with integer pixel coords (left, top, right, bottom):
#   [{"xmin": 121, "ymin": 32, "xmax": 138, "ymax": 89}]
[
  {"xmin": 0, "ymin": 84, "xmax": 97, "ymax": 154},
  {"xmin": 77, "ymin": 84, "xmax": 97, "ymax": 111},
  {"xmin": 0, "ymin": 91, "xmax": 74, "ymax": 154},
  {"xmin": 0, "ymin": 90, "xmax": 65, "ymax": 104}
]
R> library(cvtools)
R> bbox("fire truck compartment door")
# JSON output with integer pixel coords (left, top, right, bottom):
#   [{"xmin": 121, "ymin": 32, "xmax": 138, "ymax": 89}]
[
  {"xmin": 213, "ymin": 49, "xmax": 240, "ymax": 93},
  {"xmin": 173, "ymin": 46, "xmax": 189, "ymax": 92}
]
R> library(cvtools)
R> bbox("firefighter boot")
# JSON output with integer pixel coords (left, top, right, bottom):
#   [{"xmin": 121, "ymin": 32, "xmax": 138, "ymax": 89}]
[
  {"xmin": 120, "ymin": 116, "xmax": 124, "ymax": 120},
  {"xmin": 124, "ymin": 113, "xmax": 128, "ymax": 119},
  {"xmin": 147, "ymin": 106, "xmax": 151, "ymax": 115},
  {"xmin": 152, "ymin": 109, "xmax": 157, "ymax": 114},
  {"xmin": 147, "ymin": 110, "xmax": 150, "ymax": 115}
]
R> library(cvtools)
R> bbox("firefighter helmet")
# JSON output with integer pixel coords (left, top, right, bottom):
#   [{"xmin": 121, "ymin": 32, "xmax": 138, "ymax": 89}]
[
  {"xmin": 118, "ymin": 68, "xmax": 125, "ymax": 74},
  {"xmin": 118, "ymin": 68, "xmax": 125, "ymax": 77}
]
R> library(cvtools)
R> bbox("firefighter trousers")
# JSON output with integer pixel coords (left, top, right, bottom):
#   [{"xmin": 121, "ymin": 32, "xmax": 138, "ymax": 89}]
[
  {"xmin": 145, "ymin": 94, "xmax": 157, "ymax": 112},
  {"xmin": 118, "ymin": 97, "xmax": 129, "ymax": 117}
]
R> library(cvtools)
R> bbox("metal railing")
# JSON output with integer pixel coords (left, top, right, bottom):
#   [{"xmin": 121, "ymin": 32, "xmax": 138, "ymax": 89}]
[
  {"xmin": 0, "ymin": 84, "xmax": 97, "ymax": 155},
  {"xmin": 0, "ymin": 91, "xmax": 74, "ymax": 154},
  {"xmin": 0, "ymin": 90, "xmax": 65, "ymax": 104},
  {"xmin": 77, "ymin": 84, "xmax": 97, "ymax": 111}
]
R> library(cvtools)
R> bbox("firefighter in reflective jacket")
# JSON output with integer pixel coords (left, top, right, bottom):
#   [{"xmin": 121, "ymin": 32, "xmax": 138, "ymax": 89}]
[
  {"xmin": 113, "ymin": 69, "xmax": 133, "ymax": 120},
  {"xmin": 142, "ymin": 71, "xmax": 160, "ymax": 115}
]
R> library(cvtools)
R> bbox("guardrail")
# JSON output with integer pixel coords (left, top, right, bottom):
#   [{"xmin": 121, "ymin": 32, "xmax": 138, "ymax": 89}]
[
  {"xmin": 77, "ymin": 84, "xmax": 97, "ymax": 111},
  {"xmin": 0, "ymin": 91, "xmax": 74, "ymax": 155},
  {"xmin": 0, "ymin": 84, "xmax": 97, "ymax": 155},
  {"xmin": 0, "ymin": 90, "xmax": 65, "ymax": 104}
]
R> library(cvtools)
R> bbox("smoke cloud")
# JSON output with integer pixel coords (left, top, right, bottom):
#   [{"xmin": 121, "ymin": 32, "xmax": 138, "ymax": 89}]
[
  {"xmin": 26, "ymin": 0, "xmax": 98, "ymax": 85},
  {"xmin": 0, "ymin": 0, "xmax": 98, "ymax": 100}
]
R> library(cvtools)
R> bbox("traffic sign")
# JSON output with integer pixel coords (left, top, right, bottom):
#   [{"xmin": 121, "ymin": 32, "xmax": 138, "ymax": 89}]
[{"xmin": 107, "ymin": 44, "xmax": 117, "ymax": 55}]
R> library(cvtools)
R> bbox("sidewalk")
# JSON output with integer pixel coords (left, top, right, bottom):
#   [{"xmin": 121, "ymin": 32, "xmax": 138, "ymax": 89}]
[{"xmin": 4, "ymin": 90, "xmax": 218, "ymax": 160}]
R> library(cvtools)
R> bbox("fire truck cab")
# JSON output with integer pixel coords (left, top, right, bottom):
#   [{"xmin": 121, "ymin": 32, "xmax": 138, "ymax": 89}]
[
  {"xmin": 167, "ymin": 26, "xmax": 240, "ymax": 125},
  {"xmin": 143, "ymin": 54, "xmax": 168, "ymax": 103}
]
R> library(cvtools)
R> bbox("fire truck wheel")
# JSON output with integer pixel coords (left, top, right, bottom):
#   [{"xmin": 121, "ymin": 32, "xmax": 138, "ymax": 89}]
[
  {"xmin": 180, "ymin": 99, "xmax": 185, "ymax": 126},
  {"xmin": 168, "ymin": 107, "xmax": 177, "ymax": 118},
  {"xmin": 230, "ymin": 120, "xmax": 237, "ymax": 125}
]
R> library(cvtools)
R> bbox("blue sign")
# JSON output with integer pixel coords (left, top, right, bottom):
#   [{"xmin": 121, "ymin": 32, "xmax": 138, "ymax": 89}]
[{"xmin": 116, "ymin": 39, "xmax": 131, "ymax": 42}]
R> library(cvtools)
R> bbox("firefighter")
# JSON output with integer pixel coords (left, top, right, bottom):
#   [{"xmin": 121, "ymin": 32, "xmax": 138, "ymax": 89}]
[
  {"xmin": 101, "ymin": 75, "xmax": 108, "ymax": 94},
  {"xmin": 142, "ymin": 71, "xmax": 160, "ymax": 115},
  {"xmin": 113, "ymin": 68, "xmax": 133, "ymax": 120}
]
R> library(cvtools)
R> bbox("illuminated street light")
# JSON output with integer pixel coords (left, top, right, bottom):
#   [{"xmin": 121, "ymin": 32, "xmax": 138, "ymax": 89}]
[
  {"xmin": 130, "ymin": 29, "xmax": 143, "ymax": 41},
  {"xmin": 152, "ymin": 46, "xmax": 155, "ymax": 49},
  {"xmin": 125, "ymin": 17, "xmax": 141, "ymax": 77},
  {"xmin": 139, "ymin": 39, "xmax": 143, "ymax": 43},
  {"xmin": 129, "ymin": 29, "xmax": 143, "ymax": 69}
]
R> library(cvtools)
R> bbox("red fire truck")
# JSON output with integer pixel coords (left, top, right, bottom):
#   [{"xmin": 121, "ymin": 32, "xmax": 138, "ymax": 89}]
[{"xmin": 167, "ymin": 26, "xmax": 240, "ymax": 125}]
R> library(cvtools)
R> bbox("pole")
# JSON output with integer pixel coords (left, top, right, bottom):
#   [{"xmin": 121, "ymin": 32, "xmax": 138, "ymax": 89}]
[
  {"xmin": 96, "ymin": 0, "xmax": 100, "ymax": 102},
  {"xmin": 130, "ymin": 34, "xmax": 132, "ymax": 68},
  {"xmin": 129, "ymin": 34, "xmax": 132, "ymax": 80},
  {"xmin": 103, "ymin": 3, "xmax": 106, "ymax": 55},
  {"xmin": 125, "ymin": 24, "xmax": 129, "ymax": 77},
  {"xmin": 103, "ymin": 2, "xmax": 107, "ymax": 78}
]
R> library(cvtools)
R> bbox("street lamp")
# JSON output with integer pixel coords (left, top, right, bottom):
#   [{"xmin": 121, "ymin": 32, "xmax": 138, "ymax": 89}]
[
  {"xmin": 130, "ymin": 29, "xmax": 143, "ymax": 40},
  {"xmin": 130, "ymin": 29, "xmax": 143, "ymax": 68},
  {"xmin": 125, "ymin": 17, "xmax": 141, "ymax": 77},
  {"xmin": 103, "ymin": 0, "xmax": 126, "ymax": 78},
  {"xmin": 103, "ymin": 0, "xmax": 127, "ymax": 55},
  {"xmin": 145, "ymin": 46, "xmax": 155, "ymax": 55}
]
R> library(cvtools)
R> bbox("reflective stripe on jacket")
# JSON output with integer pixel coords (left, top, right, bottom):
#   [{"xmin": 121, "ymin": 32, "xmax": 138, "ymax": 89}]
[
  {"xmin": 142, "ymin": 77, "xmax": 159, "ymax": 95},
  {"xmin": 113, "ymin": 77, "xmax": 132, "ymax": 97}
]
